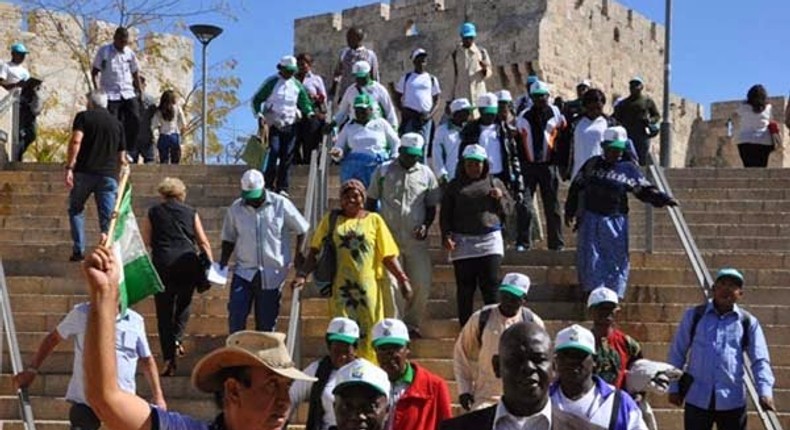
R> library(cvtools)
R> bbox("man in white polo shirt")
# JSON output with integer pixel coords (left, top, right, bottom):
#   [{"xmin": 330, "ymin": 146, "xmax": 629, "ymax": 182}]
[
  {"xmin": 252, "ymin": 55, "xmax": 315, "ymax": 197},
  {"xmin": 394, "ymin": 48, "xmax": 441, "ymax": 146},
  {"xmin": 433, "ymin": 98, "xmax": 472, "ymax": 184},
  {"xmin": 550, "ymin": 324, "xmax": 647, "ymax": 430},
  {"xmin": 91, "ymin": 27, "xmax": 142, "ymax": 160}
]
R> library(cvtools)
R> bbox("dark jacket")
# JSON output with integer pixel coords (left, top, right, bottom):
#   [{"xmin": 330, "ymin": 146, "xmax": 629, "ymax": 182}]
[
  {"xmin": 438, "ymin": 405, "xmax": 495, "ymax": 430},
  {"xmin": 458, "ymin": 119, "xmax": 517, "ymax": 184},
  {"xmin": 440, "ymin": 160, "xmax": 513, "ymax": 237},
  {"xmin": 613, "ymin": 94, "xmax": 660, "ymax": 142}
]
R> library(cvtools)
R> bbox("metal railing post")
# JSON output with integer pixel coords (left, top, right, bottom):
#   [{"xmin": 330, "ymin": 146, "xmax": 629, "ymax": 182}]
[
  {"xmin": 10, "ymin": 89, "xmax": 20, "ymax": 163},
  {"xmin": 0, "ymin": 261, "xmax": 36, "ymax": 430}
]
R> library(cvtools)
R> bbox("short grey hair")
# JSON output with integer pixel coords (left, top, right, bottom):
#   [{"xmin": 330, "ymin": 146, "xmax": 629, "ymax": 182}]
[{"xmin": 88, "ymin": 91, "xmax": 108, "ymax": 109}]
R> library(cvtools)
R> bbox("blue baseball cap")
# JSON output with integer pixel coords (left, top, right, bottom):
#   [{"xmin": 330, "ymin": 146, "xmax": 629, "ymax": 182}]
[
  {"xmin": 460, "ymin": 22, "xmax": 477, "ymax": 38},
  {"xmin": 715, "ymin": 268, "xmax": 744, "ymax": 288},
  {"xmin": 11, "ymin": 43, "xmax": 28, "ymax": 54}
]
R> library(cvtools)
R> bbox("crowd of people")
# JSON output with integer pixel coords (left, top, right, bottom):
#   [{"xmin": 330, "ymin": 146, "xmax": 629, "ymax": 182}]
[{"xmin": 2, "ymin": 19, "xmax": 782, "ymax": 430}]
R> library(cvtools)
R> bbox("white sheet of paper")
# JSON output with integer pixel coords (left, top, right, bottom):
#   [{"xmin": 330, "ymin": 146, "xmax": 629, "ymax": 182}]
[{"xmin": 207, "ymin": 262, "xmax": 228, "ymax": 287}]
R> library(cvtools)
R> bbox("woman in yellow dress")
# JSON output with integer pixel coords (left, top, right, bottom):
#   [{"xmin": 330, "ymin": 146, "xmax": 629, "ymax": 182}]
[{"xmin": 294, "ymin": 179, "xmax": 413, "ymax": 360}]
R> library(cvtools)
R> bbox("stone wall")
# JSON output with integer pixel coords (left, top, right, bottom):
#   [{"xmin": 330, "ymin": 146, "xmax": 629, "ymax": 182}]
[
  {"xmin": 688, "ymin": 96, "xmax": 788, "ymax": 167},
  {"xmin": 294, "ymin": 0, "xmax": 701, "ymax": 167},
  {"xmin": 0, "ymin": 2, "xmax": 193, "ymax": 134}
]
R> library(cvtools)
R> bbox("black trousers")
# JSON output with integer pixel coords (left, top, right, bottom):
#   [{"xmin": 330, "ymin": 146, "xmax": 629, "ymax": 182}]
[
  {"xmin": 296, "ymin": 116, "xmax": 325, "ymax": 164},
  {"xmin": 453, "ymin": 254, "xmax": 501, "ymax": 326},
  {"xmin": 69, "ymin": 402, "xmax": 101, "ymax": 430},
  {"xmin": 108, "ymin": 98, "xmax": 140, "ymax": 158},
  {"xmin": 153, "ymin": 256, "xmax": 199, "ymax": 361},
  {"xmin": 738, "ymin": 143, "xmax": 771, "ymax": 168},
  {"xmin": 631, "ymin": 137, "xmax": 652, "ymax": 166},
  {"xmin": 520, "ymin": 164, "xmax": 564, "ymax": 249},
  {"xmin": 684, "ymin": 403, "xmax": 746, "ymax": 430}
]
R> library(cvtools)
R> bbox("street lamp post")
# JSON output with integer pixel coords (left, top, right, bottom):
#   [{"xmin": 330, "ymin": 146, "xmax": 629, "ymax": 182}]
[
  {"xmin": 659, "ymin": 0, "xmax": 672, "ymax": 167},
  {"xmin": 189, "ymin": 24, "xmax": 223, "ymax": 164}
]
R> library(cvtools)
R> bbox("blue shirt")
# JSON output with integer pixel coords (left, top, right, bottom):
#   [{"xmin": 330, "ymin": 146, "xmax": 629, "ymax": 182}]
[
  {"xmin": 153, "ymin": 407, "xmax": 208, "ymax": 430},
  {"xmin": 667, "ymin": 301, "xmax": 774, "ymax": 410}
]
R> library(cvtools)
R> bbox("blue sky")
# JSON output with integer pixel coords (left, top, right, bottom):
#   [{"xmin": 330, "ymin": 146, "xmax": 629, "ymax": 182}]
[{"xmin": 12, "ymin": 0, "xmax": 790, "ymax": 144}]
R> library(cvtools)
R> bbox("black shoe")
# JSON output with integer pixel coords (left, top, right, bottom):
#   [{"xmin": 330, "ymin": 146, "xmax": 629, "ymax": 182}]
[{"xmin": 69, "ymin": 252, "xmax": 84, "ymax": 262}]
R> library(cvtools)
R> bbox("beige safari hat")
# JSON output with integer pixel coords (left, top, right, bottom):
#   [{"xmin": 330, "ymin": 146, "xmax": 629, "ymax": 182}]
[{"xmin": 192, "ymin": 331, "xmax": 316, "ymax": 393}]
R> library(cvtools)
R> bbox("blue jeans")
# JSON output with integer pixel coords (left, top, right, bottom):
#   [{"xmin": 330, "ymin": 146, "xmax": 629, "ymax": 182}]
[
  {"xmin": 68, "ymin": 173, "xmax": 118, "ymax": 255},
  {"xmin": 228, "ymin": 273, "xmax": 282, "ymax": 333},
  {"xmin": 157, "ymin": 134, "xmax": 181, "ymax": 164},
  {"xmin": 263, "ymin": 124, "xmax": 297, "ymax": 192},
  {"xmin": 400, "ymin": 116, "xmax": 434, "ymax": 161}
]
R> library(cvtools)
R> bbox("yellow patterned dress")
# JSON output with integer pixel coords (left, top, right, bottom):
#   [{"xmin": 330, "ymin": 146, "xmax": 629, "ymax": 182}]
[{"xmin": 311, "ymin": 212, "xmax": 399, "ymax": 361}]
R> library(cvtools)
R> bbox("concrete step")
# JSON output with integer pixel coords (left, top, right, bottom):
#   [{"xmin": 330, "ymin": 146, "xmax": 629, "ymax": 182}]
[{"xmin": 0, "ymin": 395, "xmax": 217, "ymax": 421}]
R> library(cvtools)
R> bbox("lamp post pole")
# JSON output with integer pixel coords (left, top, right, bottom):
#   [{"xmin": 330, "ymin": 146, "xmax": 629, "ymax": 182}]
[
  {"xmin": 189, "ymin": 24, "xmax": 223, "ymax": 165},
  {"xmin": 659, "ymin": 0, "xmax": 672, "ymax": 167}
]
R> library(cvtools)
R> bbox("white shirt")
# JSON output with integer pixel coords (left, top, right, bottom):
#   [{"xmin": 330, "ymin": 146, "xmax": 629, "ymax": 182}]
[
  {"xmin": 432, "ymin": 122, "xmax": 463, "ymax": 181},
  {"xmin": 260, "ymin": 76, "xmax": 303, "ymax": 127},
  {"xmin": 480, "ymin": 124, "xmax": 503, "ymax": 174},
  {"xmin": 395, "ymin": 71, "xmax": 441, "ymax": 114},
  {"xmin": 572, "ymin": 116, "xmax": 608, "ymax": 179},
  {"xmin": 92, "ymin": 43, "xmax": 139, "ymax": 100},
  {"xmin": 737, "ymin": 103, "xmax": 773, "ymax": 146},
  {"xmin": 551, "ymin": 383, "xmax": 648, "ymax": 430},
  {"xmin": 333, "ymin": 118, "xmax": 400, "ymax": 159},
  {"xmin": 289, "ymin": 359, "xmax": 339, "ymax": 430},
  {"xmin": 57, "ymin": 303, "xmax": 151, "ymax": 405},
  {"xmin": 0, "ymin": 61, "xmax": 29, "ymax": 85},
  {"xmin": 493, "ymin": 398, "xmax": 552, "ymax": 430},
  {"xmin": 151, "ymin": 106, "xmax": 187, "ymax": 136},
  {"xmin": 334, "ymin": 81, "xmax": 399, "ymax": 128},
  {"xmin": 220, "ymin": 192, "xmax": 309, "ymax": 287}
]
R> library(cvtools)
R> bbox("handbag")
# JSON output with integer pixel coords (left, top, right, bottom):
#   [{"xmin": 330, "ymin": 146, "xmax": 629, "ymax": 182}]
[
  {"xmin": 162, "ymin": 207, "xmax": 212, "ymax": 293},
  {"xmin": 313, "ymin": 210, "xmax": 341, "ymax": 297},
  {"xmin": 768, "ymin": 121, "xmax": 782, "ymax": 152}
]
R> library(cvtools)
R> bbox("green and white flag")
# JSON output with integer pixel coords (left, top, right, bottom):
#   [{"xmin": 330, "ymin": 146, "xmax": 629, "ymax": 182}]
[{"xmin": 111, "ymin": 183, "xmax": 164, "ymax": 313}]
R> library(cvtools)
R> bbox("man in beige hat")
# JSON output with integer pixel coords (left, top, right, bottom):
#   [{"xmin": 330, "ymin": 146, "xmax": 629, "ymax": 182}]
[{"xmin": 82, "ymin": 245, "xmax": 315, "ymax": 430}]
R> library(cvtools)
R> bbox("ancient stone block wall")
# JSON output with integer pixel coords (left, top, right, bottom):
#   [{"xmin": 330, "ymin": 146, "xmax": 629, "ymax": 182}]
[
  {"xmin": 295, "ymin": 0, "xmax": 701, "ymax": 167},
  {"xmin": 0, "ymin": 2, "xmax": 193, "ymax": 131}
]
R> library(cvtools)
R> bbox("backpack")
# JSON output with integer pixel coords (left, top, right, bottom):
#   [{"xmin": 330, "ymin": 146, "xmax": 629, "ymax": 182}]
[{"xmin": 477, "ymin": 306, "xmax": 534, "ymax": 345}]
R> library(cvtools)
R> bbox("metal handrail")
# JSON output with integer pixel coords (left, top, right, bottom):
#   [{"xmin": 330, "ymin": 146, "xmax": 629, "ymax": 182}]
[
  {"xmin": 0, "ymin": 89, "xmax": 20, "ymax": 164},
  {"xmin": 0, "ymin": 261, "xmax": 37, "ymax": 430},
  {"xmin": 645, "ymin": 153, "xmax": 782, "ymax": 430}
]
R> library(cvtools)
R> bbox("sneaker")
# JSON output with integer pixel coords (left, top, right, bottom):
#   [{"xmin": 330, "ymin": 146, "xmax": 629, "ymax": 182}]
[
  {"xmin": 279, "ymin": 190, "xmax": 290, "ymax": 199},
  {"xmin": 69, "ymin": 251, "xmax": 84, "ymax": 262},
  {"xmin": 515, "ymin": 244, "xmax": 529, "ymax": 252},
  {"xmin": 408, "ymin": 327, "xmax": 423, "ymax": 339}
]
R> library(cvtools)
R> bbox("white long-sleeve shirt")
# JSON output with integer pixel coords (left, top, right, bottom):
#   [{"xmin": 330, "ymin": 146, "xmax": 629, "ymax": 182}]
[
  {"xmin": 288, "ymin": 359, "xmax": 339, "ymax": 430},
  {"xmin": 151, "ymin": 105, "xmax": 187, "ymax": 136},
  {"xmin": 453, "ymin": 304, "xmax": 545, "ymax": 409},
  {"xmin": 333, "ymin": 118, "xmax": 400, "ymax": 159},
  {"xmin": 334, "ymin": 81, "xmax": 398, "ymax": 129},
  {"xmin": 432, "ymin": 122, "xmax": 463, "ymax": 181}
]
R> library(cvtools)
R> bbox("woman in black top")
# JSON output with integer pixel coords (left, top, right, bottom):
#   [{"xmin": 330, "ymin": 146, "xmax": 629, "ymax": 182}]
[{"xmin": 142, "ymin": 177, "xmax": 213, "ymax": 376}]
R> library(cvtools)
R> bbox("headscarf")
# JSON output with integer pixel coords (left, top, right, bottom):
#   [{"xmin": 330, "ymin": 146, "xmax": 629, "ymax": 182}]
[{"xmin": 340, "ymin": 179, "xmax": 367, "ymax": 200}]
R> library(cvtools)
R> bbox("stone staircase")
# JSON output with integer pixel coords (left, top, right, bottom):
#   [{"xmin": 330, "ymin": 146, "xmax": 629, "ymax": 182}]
[{"xmin": 0, "ymin": 163, "xmax": 787, "ymax": 430}]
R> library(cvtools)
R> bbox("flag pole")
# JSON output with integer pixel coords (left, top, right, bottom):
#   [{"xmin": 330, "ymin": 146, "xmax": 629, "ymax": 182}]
[{"xmin": 101, "ymin": 165, "xmax": 131, "ymax": 247}]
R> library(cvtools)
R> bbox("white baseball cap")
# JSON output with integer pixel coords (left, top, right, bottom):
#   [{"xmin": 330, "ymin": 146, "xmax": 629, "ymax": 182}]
[
  {"xmin": 577, "ymin": 79, "xmax": 592, "ymax": 88},
  {"xmin": 530, "ymin": 80, "xmax": 550, "ymax": 96},
  {"xmin": 352, "ymin": 60, "xmax": 372, "ymax": 77},
  {"xmin": 603, "ymin": 126, "xmax": 628, "ymax": 150},
  {"xmin": 462, "ymin": 144, "xmax": 487, "ymax": 162},
  {"xmin": 240, "ymin": 170, "xmax": 265, "ymax": 199},
  {"xmin": 477, "ymin": 92, "xmax": 499, "ymax": 114},
  {"xmin": 499, "ymin": 272, "xmax": 531, "ymax": 298},
  {"xmin": 400, "ymin": 133, "xmax": 425, "ymax": 157},
  {"xmin": 496, "ymin": 90, "xmax": 513, "ymax": 102},
  {"xmin": 450, "ymin": 98, "xmax": 472, "ymax": 113},
  {"xmin": 326, "ymin": 317, "xmax": 360, "ymax": 344},
  {"xmin": 555, "ymin": 324, "xmax": 596, "ymax": 355},
  {"xmin": 333, "ymin": 358, "xmax": 391, "ymax": 399},
  {"xmin": 278, "ymin": 55, "xmax": 297, "ymax": 72},
  {"xmin": 372, "ymin": 318, "xmax": 410, "ymax": 347},
  {"xmin": 587, "ymin": 287, "xmax": 619, "ymax": 308},
  {"xmin": 411, "ymin": 48, "xmax": 427, "ymax": 60}
]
